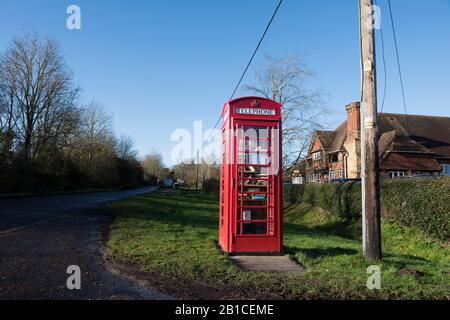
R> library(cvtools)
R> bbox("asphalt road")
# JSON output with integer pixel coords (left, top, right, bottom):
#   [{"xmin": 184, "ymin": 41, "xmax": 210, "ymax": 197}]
[
  {"xmin": 0, "ymin": 187, "xmax": 156, "ymax": 232},
  {"xmin": 0, "ymin": 187, "xmax": 173, "ymax": 300}
]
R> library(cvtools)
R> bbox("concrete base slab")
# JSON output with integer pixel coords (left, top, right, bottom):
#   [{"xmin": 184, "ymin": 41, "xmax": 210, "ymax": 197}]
[{"xmin": 229, "ymin": 255, "xmax": 305, "ymax": 274}]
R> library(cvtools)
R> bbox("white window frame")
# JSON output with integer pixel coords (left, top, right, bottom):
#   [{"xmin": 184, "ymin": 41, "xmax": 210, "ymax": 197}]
[
  {"xmin": 314, "ymin": 173, "xmax": 322, "ymax": 182},
  {"xmin": 313, "ymin": 151, "xmax": 322, "ymax": 161},
  {"xmin": 388, "ymin": 171, "xmax": 405, "ymax": 179},
  {"xmin": 329, "ymin": 170, "xmax": 336, "ymax": 181}
]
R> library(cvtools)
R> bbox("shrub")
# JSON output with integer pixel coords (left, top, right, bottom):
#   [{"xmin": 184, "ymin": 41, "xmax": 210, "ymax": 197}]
[
  {"xmin": 284, "ymin": 177, "xmax": 450, "ymax": 241},
  {"xmin": 285, "ymin": 182, "xmax": 361, "ymax": 219},
  {"xmin": 381, "ymin": 178, "xmax": 449, "ymax": 241}
]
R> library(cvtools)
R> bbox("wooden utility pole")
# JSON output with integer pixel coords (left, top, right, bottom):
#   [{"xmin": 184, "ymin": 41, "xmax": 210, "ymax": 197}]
[{"xmin": 359, "ymin": 0, "xmax": 382, "ymax": 261}]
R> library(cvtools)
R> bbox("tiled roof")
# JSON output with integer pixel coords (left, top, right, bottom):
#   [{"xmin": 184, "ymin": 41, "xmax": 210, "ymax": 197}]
[
  {"xmin": 326, "ymin": 112, "xmax": 450, "ymax": 158},
  {"xmin": 329, "ymin": 120, "xmax": 348, "ymax": 152},
  {"xmin": 390, "ymin": 133, "xmax": 431, "ymax": 153},
  {"xmin": 378, "ymin": 130, "xmax": 396, "ymax": 161},
  {"xmin": 315, "ymin": 130, "xmax": 337, "ymax": 150},
  {"xmin": 378, "ymin": 113, "xmax": 450, "ymax": 158},
  {"xmin": 380, "ymin": 153, "xmax": 441, "ymax": 171}
]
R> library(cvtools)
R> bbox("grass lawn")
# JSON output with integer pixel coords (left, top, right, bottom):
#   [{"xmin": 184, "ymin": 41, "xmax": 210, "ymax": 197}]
[{"xmin": 105, "ymin": 189, "xmax": 449, "ymax": 299}]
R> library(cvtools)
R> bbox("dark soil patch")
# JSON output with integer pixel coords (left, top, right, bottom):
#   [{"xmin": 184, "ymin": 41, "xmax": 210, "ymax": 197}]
[
  {"xmin": 396, "ymin": 268, "xmax": 425, "ymax": 277},
  {"xmin": 102, "ymin": 257, "xmax": 247, "ymax": 300}
]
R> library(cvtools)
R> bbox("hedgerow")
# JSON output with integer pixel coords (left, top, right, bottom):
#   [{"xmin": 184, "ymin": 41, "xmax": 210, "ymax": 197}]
[{"xmin": 284, "ymin": 177, "xmax": 450, "ymax": 241}]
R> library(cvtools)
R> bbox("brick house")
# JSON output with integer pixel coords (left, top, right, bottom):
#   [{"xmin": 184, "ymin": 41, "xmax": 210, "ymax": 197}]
[{"xmin": 299, "ymin": 102, "xmax": 450, "ymax": 183}]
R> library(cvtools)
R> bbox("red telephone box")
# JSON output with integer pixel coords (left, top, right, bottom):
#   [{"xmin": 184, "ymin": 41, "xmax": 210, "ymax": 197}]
[{"xmin": 218, "ymin": 97, "xmax": 282, "ymax": 254}]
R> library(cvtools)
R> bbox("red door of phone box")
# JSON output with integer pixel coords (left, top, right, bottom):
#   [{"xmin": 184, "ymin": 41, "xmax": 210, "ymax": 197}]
[{"xmin": 218, "ymin": 97, "xmax": 282, "ymax": 254}]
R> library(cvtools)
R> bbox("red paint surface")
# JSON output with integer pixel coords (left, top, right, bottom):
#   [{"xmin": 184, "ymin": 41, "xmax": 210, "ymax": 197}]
[{"xmin": 218, "ymin": 97, "xmax": 283, "ymax": 254}]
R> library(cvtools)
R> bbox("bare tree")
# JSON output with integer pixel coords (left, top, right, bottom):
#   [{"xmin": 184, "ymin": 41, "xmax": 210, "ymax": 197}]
[
  {"xmin": 0, "ymin": 91, "xmax": 15, "ymax": 161},
  {"xmin": 245, "ymin": 53, "xmax": 328, "ymax": 170},
  {"xmin": 0, "ymin": 34, "xmax": 80, "ymax": 160},
  {"xmin": 142, "ymin": 153, "xmax": 165, "ymax": 181},
  {"xmin": 73, "ymin": 101, "xmax": 117, "ymax": 183},
  {"xmin": 0, "ymin": 34, "xmax": 146, "ymax": 192},
  {"xmin": 200, "ymin": 156, "xmax": 219, "ymax": 181},
  {"xmin": 116, "ymin": 134, "xmax": 138, "ymax": 161}
]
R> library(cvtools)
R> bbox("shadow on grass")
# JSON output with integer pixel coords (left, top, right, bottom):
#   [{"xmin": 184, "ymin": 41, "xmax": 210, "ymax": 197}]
[
  {"xmin": 382, "ymin": 253, "xmax": 432, "ymax": 270},
  {"xmin": 114, "ymin": 194, "xmax": 219, "ymax": 231},
  {"xmin": 157, "ymin": 190, "xmax": 218, "ymax": 204},
  {"xmin": 119, "ymin": 191, "xmax": 435, "ymax": 272},
  {"xmin": 284, "ymin": 222, "xmax": 433, "ymax": 269},
  {"xmin": 314, "ymin": 219, "xmax": 362, "ymax": 241},
  {"xmin": 284, "ymin": 222, "xmax": 344, "ymax": 240},
  {"xmin": 285, "ymin": 245, "xmax": 358, "ymax": 259}
]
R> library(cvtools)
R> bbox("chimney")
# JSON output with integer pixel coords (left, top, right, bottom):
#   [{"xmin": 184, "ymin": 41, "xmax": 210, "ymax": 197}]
[
  {"xmin": 344, "ymin": 102, "xmax": 361, "ymax": 179},
  {"xmin": 346, "ymin": 102, "xmax": 361, "ymax": 138}
]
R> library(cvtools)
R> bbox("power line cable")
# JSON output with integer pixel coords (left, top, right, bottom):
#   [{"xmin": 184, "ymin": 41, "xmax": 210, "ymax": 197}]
[
  {"xmin": 378, "ymin": 24, "xmax": 387, "ymax": 117},
  {"xmin": 230, "ymin": 0, "xmax": 283, "ymax": 100},
  {"xmin": 201, "ymin": 0, "xmax": 284, "ymax": 151},
  {"xmin": 387, "ymin": 0, "xmax": 409, "ymax": 128},
  {"xmin": 201, "ymin": 115, "xmax": 222, "ymax": 150},
  {"xmin": 374, "ymin": 0, "xmax": 387, "ymax": 123},
  {"xmin": 359, "ymin": 0, "xmax": 365, "ymax": 103}
]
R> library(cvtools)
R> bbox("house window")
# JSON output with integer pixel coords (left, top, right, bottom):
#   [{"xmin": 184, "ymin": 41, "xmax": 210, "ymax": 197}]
[
  {"xmin": 329, "ymin": 170, "xmax": 336, "ymax": 181},
  {"xmin": 441, "ymin": 164, "xmax": 450, "ymax": 176},
  {"xmin": 388, "ymin": 171, "xmax": 405, "ymax": 179},
  {"xmin": 329, "ymin": 153, "xmax": 339, "ymax": 163},
  {"xmin": 314, "ymin": 173, "xmax": 322, "ymax": 182},
  {"xmin": 330, "ymin": 170, "xmax": 343, "ymax": 181},
  {"xmin": 313, "ymin": 151, "xmax": 322, "ymax": 161}
]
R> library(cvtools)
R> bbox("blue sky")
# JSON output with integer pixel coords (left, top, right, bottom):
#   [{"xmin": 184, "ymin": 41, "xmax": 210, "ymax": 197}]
[{"xmin": 1, "ymin": 0, "xmax": 449, "ymax": 166}]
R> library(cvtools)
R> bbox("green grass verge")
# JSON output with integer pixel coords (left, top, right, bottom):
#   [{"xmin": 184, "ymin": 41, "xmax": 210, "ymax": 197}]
[{"xmin": 105, "ymin": 189, "xmax": 450, "ymax": 299}]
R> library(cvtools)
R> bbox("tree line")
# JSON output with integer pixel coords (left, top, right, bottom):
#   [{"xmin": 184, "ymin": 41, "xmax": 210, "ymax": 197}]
[
  {"xmin": 0, "ymin": 35, "xmax": 325, "ymax": 193},
  {"xmin": 0, "ymin": 35, "xmax": 145, "ymax": 193},
  {"xmin": 141, "ymin": 152, "xmax": 219, "ymax": 190}
]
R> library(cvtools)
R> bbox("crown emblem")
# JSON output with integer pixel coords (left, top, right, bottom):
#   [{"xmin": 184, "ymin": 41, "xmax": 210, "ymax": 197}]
[{"xmin": 251, "ymin": 99, "xmax": 260, "ymax": 108}]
